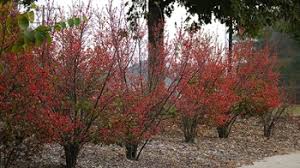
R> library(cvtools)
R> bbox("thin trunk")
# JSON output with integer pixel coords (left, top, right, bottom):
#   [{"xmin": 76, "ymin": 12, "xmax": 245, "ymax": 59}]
[
  {"xmin": 217, "ymin": 114, "xmax": 237, "ymax": 138},
  {"xmin": 262, "ymin": 106, "xmax": 287, "ymax": 138},
  {"xmin": 217, "ymin": 126, "xmax": 230, "ymax": 138},
  {"xmin": 184, "ymin": 128, "xmax": 197, "ymax": 143},
  {"xmin": 125, "ymin": 143, "xmax": 138, "ymax": 160},
  {"xmin": 228, "ymin": 18, "xmax": 233, "ymax": 73},
  {"xmin": 264, "ymin": 121, "xmax": 274, "ymax": 138},
  {"xmin": 63, "ymin": 143, "xmax": 80, "ymax": 168},
  {"xmin": 182, "ymin": 117, "xmax": 197, "ymax": 143},
  {"xmin": 3, "ymin": 148, "xmax": 16, "ymax": 168},
  {"xmin": 147, "ymin": 0, "xmax": 165, "ymax": 92},
  {"xmin": 1, "ymin": 136, "xmax": 24, "ymax": 168},
  {"xmin": 136, "ymin": 139, "xmax": 149, "ymax": 161}
]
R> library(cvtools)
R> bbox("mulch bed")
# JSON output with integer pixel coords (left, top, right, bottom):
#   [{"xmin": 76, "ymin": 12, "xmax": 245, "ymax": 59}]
[{"xmin": 15, "ymin": 117, "xmax": 300, "ymax": 168}]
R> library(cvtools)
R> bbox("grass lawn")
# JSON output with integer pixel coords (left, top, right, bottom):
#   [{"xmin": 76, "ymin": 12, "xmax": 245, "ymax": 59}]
[{"xmin": 288, "ymin": 105, "xmax": 300, "ymax": 116}]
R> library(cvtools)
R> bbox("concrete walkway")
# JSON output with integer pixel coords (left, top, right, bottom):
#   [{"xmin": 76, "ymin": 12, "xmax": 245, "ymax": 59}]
[{"xmin": 240, "ymin": 152, "xmax": 300, "ymax": 168}]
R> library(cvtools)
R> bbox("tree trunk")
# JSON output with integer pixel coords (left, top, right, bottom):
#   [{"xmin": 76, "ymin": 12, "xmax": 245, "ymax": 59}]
[
  {"xmin": 264, "ymin": 122, "xmax": 274, "ymax": 138},
  {"xmin": 217, "ymin": 126, "xmax": 230, "ymax": 138},
  {"xmin": 147, "ymin": 0, "xmax": 165, "ymax": 92},
  {"xmin": 125, "ymin": 143, "xmax": 138, "ymax": 160},
  {"xmin": 184, "ymin": 128, "xmax": 196, "ymax": 143},
  {"xmin": 216, "ymin": 111, "xmax": 241, "ymax": 139},
  {"xmin": 217, "ymin": 115, "xmax": 237, "ymax": 138},
  {"xmin": 182, "ymin": 118, "xmax": 197, "ymax": 143},
  {"xmin": 63, "ymin": 143, "xmax": 80, "ymax": 168},
  {"xmin": 228, "ymin": 18, "xmax": 233, "ymax": 73}
]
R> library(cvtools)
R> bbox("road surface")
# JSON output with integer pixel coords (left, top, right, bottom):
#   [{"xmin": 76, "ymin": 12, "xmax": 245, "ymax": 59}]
[{"xmin": 240, "ymin": 152, "xmax": 300, "ymax": 168}]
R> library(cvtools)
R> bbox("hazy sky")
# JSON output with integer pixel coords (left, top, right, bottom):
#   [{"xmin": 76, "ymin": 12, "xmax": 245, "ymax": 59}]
[{"xmin": 37, "ymin": 0, "xmax": 227, "ymax": 45}]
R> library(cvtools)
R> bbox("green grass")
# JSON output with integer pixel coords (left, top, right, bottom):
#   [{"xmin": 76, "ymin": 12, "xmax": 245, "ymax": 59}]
[{"xmin": 287, "ymin": 105, "xmax": 300, "ymax": 116}]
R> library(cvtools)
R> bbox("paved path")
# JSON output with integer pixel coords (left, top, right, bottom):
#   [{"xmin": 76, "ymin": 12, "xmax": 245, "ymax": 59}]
[{"xmin": 240, "ymin": 152, "xmax": 300, "ymax": 168}]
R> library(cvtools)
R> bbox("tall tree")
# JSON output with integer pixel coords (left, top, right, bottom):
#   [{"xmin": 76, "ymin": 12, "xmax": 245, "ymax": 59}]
[
  {"xmin": 128, "ymin": 0, "xmax": 221, "ymax": 88},
  {"xmin": 178, "ymin": 0, "xmax": 296, "ymax": 69},
  {"xmin": 147, "ymin": 0, "xmax": 166, "ymax": 91},
  {"xmin": 264, "ymin": 0, "xmax": 300, "ymax": 103},
  {"xmin": 100, "ymin": 3, "xmax": 187, "ymax": 160},
  {"xmin": 129, "ymin": 0, "xmax": 296, "ymax": 74},
  {"xmin": 128, "ymin": 0, "xmax": 177, "ymax": 92}
]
